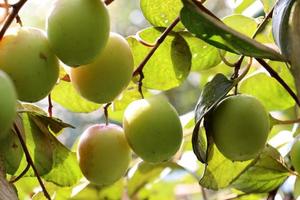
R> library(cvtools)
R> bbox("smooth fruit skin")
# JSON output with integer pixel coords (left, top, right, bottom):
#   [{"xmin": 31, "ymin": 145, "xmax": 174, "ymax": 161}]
[
  {"xmin": 47, "ymin": 0, "xmax": 109, "ymax": 66},
  {"xmin": 123, "ymin": 97, "xmax": 183, "ymax": 163},
  {"xmin": 77, "ymin": 124, "xmax": 131, "ymax": 186},
  {"xmin": 70, "ymin": 33, "xmax": 134, "ymax": 104},
  {"xmin": 210, "ymin": 95, "xmax": 270, "ymax": 161},
  {"xmin": 0, "ymin": 71, "xmax": 16, "ymax": 138},
  {"xmin": 290, "ymin": 139, "xmax": 300, "ymax": 173},
  {"xmin": 0, "ymin": 27, "xmax": 59, "ymax": 102}
]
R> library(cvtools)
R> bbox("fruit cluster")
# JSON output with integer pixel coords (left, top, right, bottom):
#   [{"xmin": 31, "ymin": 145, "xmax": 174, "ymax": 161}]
[
  {"xmin": 0, "ymin": 0, "xmax": 184, "ymax": 187},
  {"xmin": 0, "ymin": 0, "xmax": 279, "ymax": 190}
]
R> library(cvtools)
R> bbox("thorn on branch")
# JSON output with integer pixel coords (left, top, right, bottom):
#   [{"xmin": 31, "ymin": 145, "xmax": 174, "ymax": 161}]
[{"xmin": 15, "ymin": 15, "xmax": 22, "ymax": 26}]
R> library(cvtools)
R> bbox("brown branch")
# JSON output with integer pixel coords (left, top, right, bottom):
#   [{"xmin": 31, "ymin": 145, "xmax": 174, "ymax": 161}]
[
  {"xmin": 256, "ymin": 58, "xmax": 300, "ymax": 106},
  {"xmin": 0, "ymin": 0, "xmax": 27, "ymax": 40},
  {"xmin": 13, "ymin": 123, "xmax": 51, "ymax": 200},
  {"xmin": 132, "ymin": 17, "xmax": 180, "ymax": 96}
]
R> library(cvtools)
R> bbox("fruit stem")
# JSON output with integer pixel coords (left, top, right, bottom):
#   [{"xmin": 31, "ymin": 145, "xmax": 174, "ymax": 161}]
[
  {"xmin": 103, "ymin": 103, "xmax": 111, "ymax": 125},
  {"xmin": 48, "ymin": 94, "xmax": 53, "ymax": 118},
  {"xmin": 0, "ymin": 0, "xmax": 27, "ymax": 40},
  {"xmin": 13, "ymin": 123, "xmax": 51, "ymax": 200}
]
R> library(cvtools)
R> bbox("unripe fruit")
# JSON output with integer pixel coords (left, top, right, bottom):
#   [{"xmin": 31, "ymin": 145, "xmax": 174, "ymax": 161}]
[
  {"xmin": 77, "ymin": 124, "xmax": 131, "ymax": 186},
  {"xmin": 209, "ymin": 95, "xmax": 270, "ymax": 161},
  {"xmin": 0, "ymin": 71, "xmax": 16, "ymax": 138},
  {"xmin": 123, "ymin": 97, "xmax": 183, "ymax": 163},
  {"xmin": 70, "ymin": 33, "xmax": 134, "ymax": 104},
  {"xmin": 290, "ymin": 139, "xmax": 300, "ymax": 173},
  {"xmin": 47, "ymin": 0, "xmax": 109, "ymax": 66},
  {"xmin": 0, "ymin": 27, "xmax": 59, "ymax": 102}
]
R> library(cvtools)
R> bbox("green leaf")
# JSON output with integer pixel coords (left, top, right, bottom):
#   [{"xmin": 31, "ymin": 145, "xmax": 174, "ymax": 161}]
[
  {"xmin": 180, "ymin": 32, "xmax": 221, "ymax": 71},
  {"xmin": 41, "ymin": 137, "xmax": 82, "ymax": 186},
  {"xmin": 1, "ymin": 104, "xmax": 81, "ymax": 186},
  {"xmin": 192, "ymin": 74, "xmax": 234, "ymax": 163},
  {"xmin": 272, "ymin": 0, "xmax": 295, "ymax": 56},
  {"xmin": 140, "ymin": 0, "xmax": 184, "ymax": 31},
  {"xmin": 199, "ymin": 142, "xmax": 253, "ymax": 190},
  {"xmin": 194, "ymin": 74, "xmax": 234, "ymax": 123},
  {"xmin": 222, "ymin": 15, "xmax": 257, "ymax": 37},
  {"xmin": 239, "ymin": 61, "xmax": 295, "ymax": 111},
  {"xmin": 0, "ymin": 113, "xmax": 54, "ymax": 176},
  {"xmin": 51, "ymin": 80, "xmax": 100, "ymax": 113},
  {"xmin": 128, "ymin": 162, "xmax": 186, "ymax": 198},
  {"xmin": 261, "ymin": 0, "xmax": 277, "ymax": 13},
  {"xmin": 70, "ymin": 180, "xmax": 125, "ymax": 200},
  {"xmin": 112, "ymin": 82, "xmax": 148, "ymax": 111},
  {"xmin": 19, "ymin": 104, "xmax": 74, "ymax": 135},
  {"xmin": 234, "ymin": 0, "xmax": 256, "ymax": 14},
  {"xmin": 232, "ymin": 146, "xmax": 289, "ymax": 193},
  {"xmin": 180, "ymin": 0, "xmax": 285, "ymax": 61},
  {"xmin": 128, "ymin": 27, "xmax": 191, "ymax": 90}
]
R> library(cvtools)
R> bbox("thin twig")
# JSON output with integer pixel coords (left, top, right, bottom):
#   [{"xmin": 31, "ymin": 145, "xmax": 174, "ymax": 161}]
[
  {"xmin": 48, "ymin": 94, "xmax": 53, "ymax": 118},
  {"xmin": 13, "ymin": 123, "xmax": 51, "ymax": 200},
  {"xmin": 0, "ymin": 0, "xmax": 27, "ymax": 40},
  {"xmin": 132, "ymin": 17, "xmax": 180, "ymax": 96},
  {"xmin": 9, "ymin": 163, "xmax": 30, "ymax": 183},
  {"xmin": 103, "ymin": 103, "xmax": 112, "ymax": 125},
  {"xmin": 134, "ymin": 32, "xmax": 156, "ymax": 47},
  {"xmin": 272, "ymin": 116, "xmax": 300, "ymax": 125},
  {"xmin": 256, "ymin": 58, "xmax": 300, "ymax": 106}
]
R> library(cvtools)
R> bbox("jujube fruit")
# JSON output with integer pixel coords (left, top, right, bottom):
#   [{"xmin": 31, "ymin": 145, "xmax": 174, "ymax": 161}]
[
  {"xmin": 47, "ymin": 0, "xmax": 110, "ymax": 66},
  {"xmin": 70, "ymin": 32, "xmax": 134, "ymax": 104},
  {"xmin": 209, "ymin": 95, "xmax": 270, "ymax": 161},
  {"xmin": 0, "ymin": 70, "xmax": 17, "ymax": 138},
  {"xmin": 123, "ymin": 97, "xmax": 183, "ymax": 163},
  {"xmin": 77, "ymin": 124, "xmax": 131, "ymax": 186},
  {"xmin": 0, "ymin": 27, "xmax": 59, "ymax": 102}
]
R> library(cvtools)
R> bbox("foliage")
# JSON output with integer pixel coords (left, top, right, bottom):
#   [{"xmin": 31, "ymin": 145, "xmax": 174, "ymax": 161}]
[{"xmin": 0, "ymin": 0, "xmax": 299, "ymax": 199}]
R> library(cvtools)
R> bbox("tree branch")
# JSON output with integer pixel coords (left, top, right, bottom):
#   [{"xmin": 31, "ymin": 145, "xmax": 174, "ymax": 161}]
[
  {"xmin": 0, "ymin": 0, "xmax": 27, "ymax": 40},
  {"xmin": 132, "ymin": 17, "xmax": 180, "ymax": 97},
  {"xmin": 13, "ymin": 123, "xmax": 51, "ymax": 200},
  {"xmin": 256, "ymin": 58, "xmax": 300, "ymax": 106}
]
